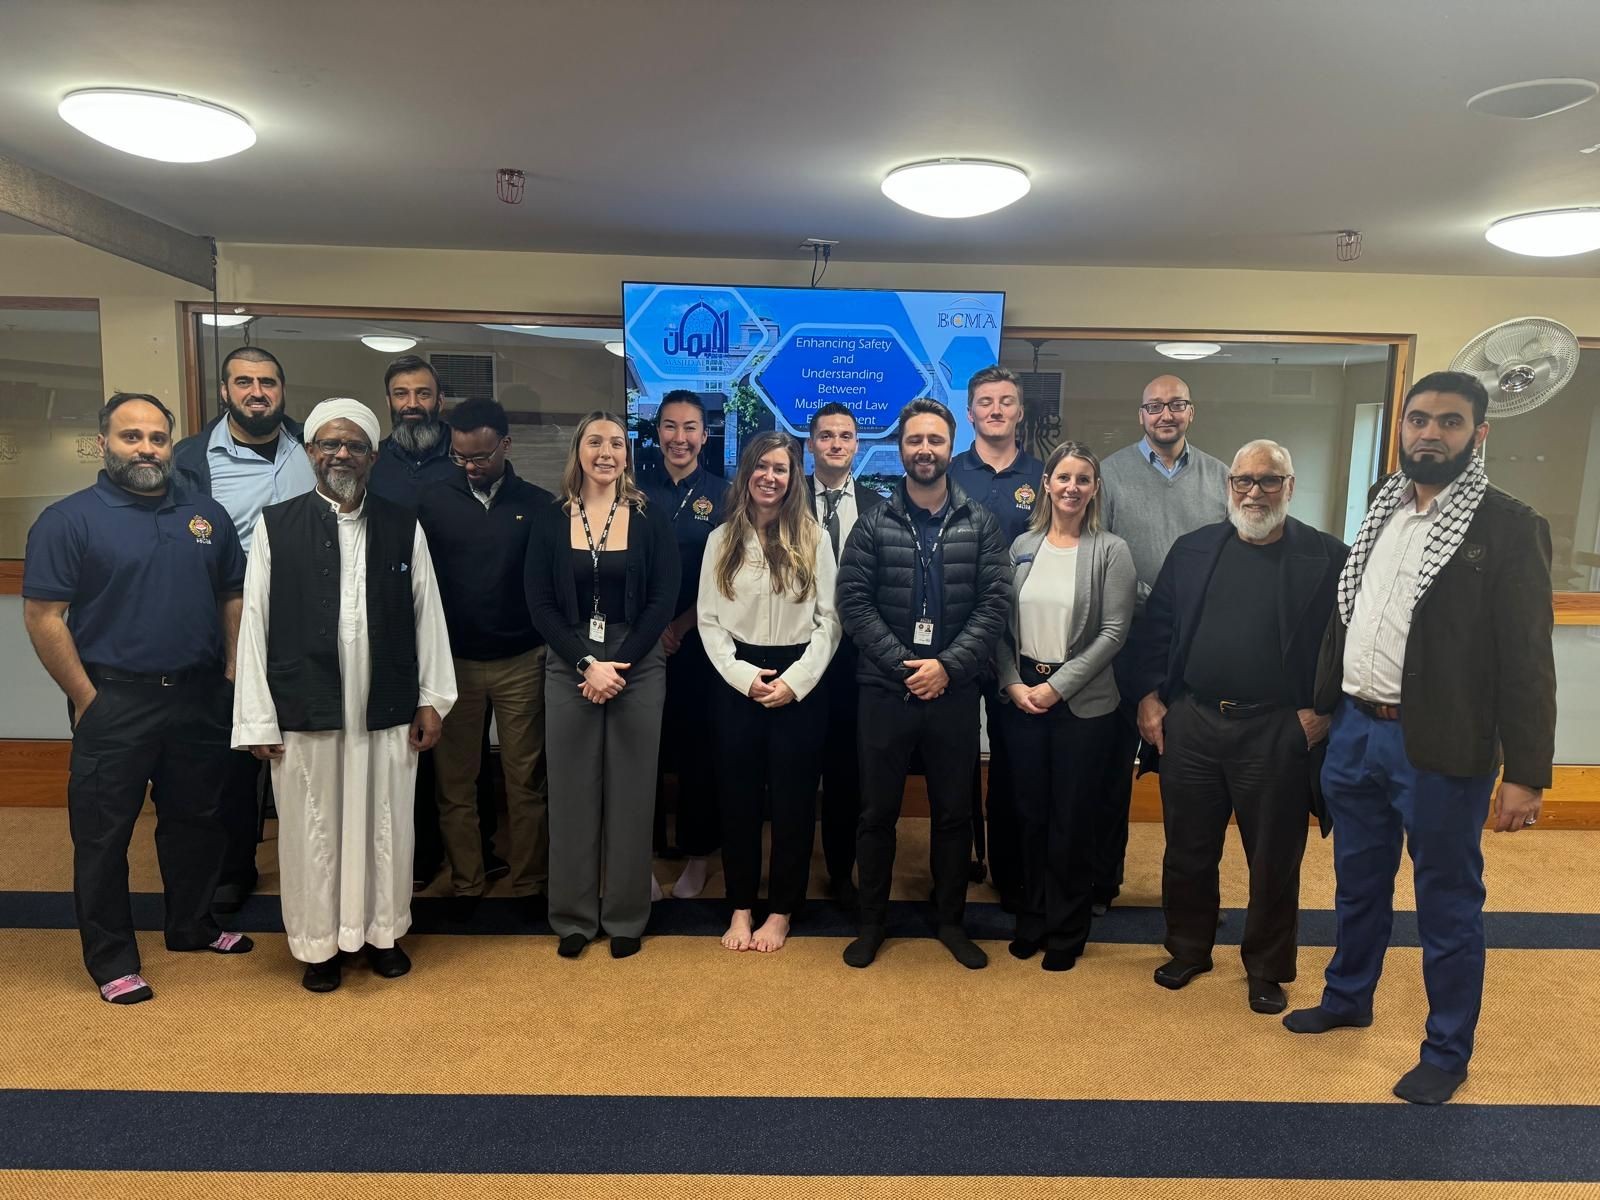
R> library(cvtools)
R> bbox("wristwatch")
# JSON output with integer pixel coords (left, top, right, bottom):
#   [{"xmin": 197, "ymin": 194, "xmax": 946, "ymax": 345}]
[{"xmin": 576, "ymin": 655, "xmax": 596, "ymax": 675}]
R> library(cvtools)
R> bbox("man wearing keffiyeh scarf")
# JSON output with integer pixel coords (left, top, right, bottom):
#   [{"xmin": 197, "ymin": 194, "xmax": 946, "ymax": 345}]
[{"xmin": 1284, "ymin": 371, "xmax": 1556, "ymax": 1108}]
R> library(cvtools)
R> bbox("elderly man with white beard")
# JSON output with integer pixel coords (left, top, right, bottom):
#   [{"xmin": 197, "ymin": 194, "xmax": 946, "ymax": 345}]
[
  {"xmin": 1130, "ymin": 440, "xmax": 1347, "ymax": 1015},
  {"xmin": 233, "ymin": 398, "xmax": 456, "ymax": 993}
]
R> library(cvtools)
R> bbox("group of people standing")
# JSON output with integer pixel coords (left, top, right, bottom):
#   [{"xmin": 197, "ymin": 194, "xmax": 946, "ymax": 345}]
[{"xmin": 23, "ymin": 349, "xmax": 1554, "ymax": 1106}]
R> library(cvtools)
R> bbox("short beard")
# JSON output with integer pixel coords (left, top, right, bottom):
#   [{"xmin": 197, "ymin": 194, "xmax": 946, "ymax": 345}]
[
  {"xmin": 317, "ymin": 465, "xmax": 363, "ymax": 504},
  {"xmin": 226, "ymin": 399, "xmax": 285, "ymax": 439},
  {"xmin": 1400, "ymin": 440, "xmax": 1476, "ymax": 487},
  {"xmin": 901, "ymin": 456, "xmax": 948, "ymax": 485},
  {"xmin": 103, "ymin": 450, "xmax": 170, "ymax": 493},
  {"xmin": 1229, "ymin": 502, "xmax": 1287, "ymax": 542},
  {"xmin": 390, "ymin": 415, "xmax": 443, "ymax": 455}
]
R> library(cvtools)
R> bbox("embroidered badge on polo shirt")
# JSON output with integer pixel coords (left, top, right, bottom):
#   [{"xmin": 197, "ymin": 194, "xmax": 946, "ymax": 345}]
[
  {"xmin": 692, "ymin": 495, "xmax": 714, "ymax": 521},
  {"xmin": 1014, "ymin": 484, "xmax": 1035, "ymax": 508},
  {"xmin": 188, "ymin": 514, "xmax": 213, "ymax": 545}
]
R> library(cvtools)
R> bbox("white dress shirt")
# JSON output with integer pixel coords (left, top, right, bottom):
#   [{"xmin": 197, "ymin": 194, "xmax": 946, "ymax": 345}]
[
  {"xmin": 812, "ymin": 475, "xmax": 859, "ymax": 560},
  {"xmin": 696, "ymin": 524, "xmax": 842, "ymax": 700},
  {"xmin": 1343, "ymin": 478, "xmax": 1457, "ymax": 704}
]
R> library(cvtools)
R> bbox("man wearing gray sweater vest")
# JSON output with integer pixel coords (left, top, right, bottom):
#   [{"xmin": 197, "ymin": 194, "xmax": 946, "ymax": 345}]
[{"xmin": 1094, "ymin": 375, "xmax": 1230, "ymax": 911}]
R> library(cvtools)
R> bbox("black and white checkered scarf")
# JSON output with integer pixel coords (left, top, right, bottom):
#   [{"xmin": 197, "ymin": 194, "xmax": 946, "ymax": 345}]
[{"xmin": 1336, "ymin": 454, "xmax": 1488, "ymax": 626}]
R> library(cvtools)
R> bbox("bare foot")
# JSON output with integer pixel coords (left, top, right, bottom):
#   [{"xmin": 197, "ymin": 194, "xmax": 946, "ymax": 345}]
[
  {"xmin": 751, "ymin": 912, "xmax": 791, "ymax": 952},
  {"xmin": 721, "ymin": 909, "xmax": 754, "ymax": 951}
]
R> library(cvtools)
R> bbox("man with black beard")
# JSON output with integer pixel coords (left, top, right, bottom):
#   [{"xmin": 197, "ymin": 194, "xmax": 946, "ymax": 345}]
[
  {"xmin": 367, "ymin": 356, "xmax": 471, "ymax": 892},
  {"xmin": 1285, "ymin": 372, "xmax": 1555, "ymax": 1106},
  {"xmin": 836, "ymin": 399, "xmax": 1009, "ymax": 970},
  {"xmin": 24, "ymin": 393, "xmax": 254, "ymax": 1004},
  {"xmin": 1132, "ymin": 440, "xmax": 1345, "ymax": 1014},
  {"xmin": 369, "ymin": 355, "xmax": 457, "ymax": 507},
  {"xmin": 173, "ymin": 345, "xmax": 316, "ymax": 912}
]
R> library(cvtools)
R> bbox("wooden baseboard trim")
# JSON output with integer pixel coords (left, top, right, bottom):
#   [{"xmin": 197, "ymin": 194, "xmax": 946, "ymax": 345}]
[{"xmin": 5, "ymin": 741, "xmax": 1598, "ymax": 828}]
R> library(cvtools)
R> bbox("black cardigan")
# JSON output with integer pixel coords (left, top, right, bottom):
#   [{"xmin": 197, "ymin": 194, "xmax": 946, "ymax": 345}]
[{"xmin": 524, "ymin": 495, "xmax": 681, "ymax": 668}]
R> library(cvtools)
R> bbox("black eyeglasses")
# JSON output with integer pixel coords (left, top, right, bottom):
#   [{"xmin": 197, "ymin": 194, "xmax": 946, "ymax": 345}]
[
  {"xmin": 450, "ymin": 441, "xmax": 507, "ymax": 468},
  {"xmin": 1228, "ymin": 474, "xmax": 1290, "ymax": 495},
  {"xmin": 312, "ymin": 438, "xmax": 372, "ymax": 456},
  {"xmin": 1140, "ymin": 399, "xmax": 1192, "ymax": 415}
]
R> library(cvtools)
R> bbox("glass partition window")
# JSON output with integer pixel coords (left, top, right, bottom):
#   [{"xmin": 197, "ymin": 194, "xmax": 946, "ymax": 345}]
[
  {"xmin": 0, "ymin": 303, "xmax": 104, "ymax": 559},
  {"xmin": 997, "ymin": 338, "xmax": 1396, "ymax": 539},
  {"xmin": 1482, "ymin": 349, "xmax": 1600, "ymax": 593},
  {"xmin": 194, "ymin": 314, "xmax": 623, "ymax": 494}
]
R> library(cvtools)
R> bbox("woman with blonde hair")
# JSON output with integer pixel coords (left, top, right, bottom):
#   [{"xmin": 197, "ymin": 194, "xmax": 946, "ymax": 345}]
[
  {"xmin": 698, "ymin": 432, "xmax": 840, "ymax": 952},
  {"xmin": 525, "ymin": 412, "xmax": 679, "ymax": 959},
  {"xmin": 996, "ymin": 441, "xmax": 1136, "ymax": 971}
]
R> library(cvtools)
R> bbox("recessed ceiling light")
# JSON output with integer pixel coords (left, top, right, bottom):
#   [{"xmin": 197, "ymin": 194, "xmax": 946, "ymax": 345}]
[
  {"xmin": 199, "ymin": 312, "xmax": 253, "ymax": 327},
  {"xmin": 1155, "ymin": 342, "xmax": 1222, "ymax": 361},
  {"xmin": 604, "ymin": 341, "xmax": 626, "ymax": 357},
  {"xmin": 360, "ymin": 335, "xmax": 418, "ymax": 352},
  {"xmin": 57, "ymin": 88, "xmax": 256, "ymax": 163},
  {"xmin": 880, "ymin": 159, "xmax": 1030, "ymax": 218},
  {"xmin": 1485, "ymin": 209, "xmax": 1600, "ymax": 257},
  {"xmin": 1466, "ymin": 79, "xmax": 1598, "ymax": 120}
]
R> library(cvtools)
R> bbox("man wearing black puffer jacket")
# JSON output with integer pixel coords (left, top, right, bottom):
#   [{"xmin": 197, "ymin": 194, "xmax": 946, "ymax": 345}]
[{"xmin": 836, "ymin": 398, "xmax": 1010, "ymax": 969}]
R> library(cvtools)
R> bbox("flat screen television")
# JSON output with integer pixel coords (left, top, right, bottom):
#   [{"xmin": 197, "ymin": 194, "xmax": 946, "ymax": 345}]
[{"xmin": 622, "ymin": 282, "xmax": 1005, "ymax": 485}]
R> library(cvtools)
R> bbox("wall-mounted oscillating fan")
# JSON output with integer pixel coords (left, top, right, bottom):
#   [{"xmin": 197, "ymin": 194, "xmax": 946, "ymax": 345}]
[{"xmin": 1449, "ymin": 316, "xmax": 1580, "ymax": 418}]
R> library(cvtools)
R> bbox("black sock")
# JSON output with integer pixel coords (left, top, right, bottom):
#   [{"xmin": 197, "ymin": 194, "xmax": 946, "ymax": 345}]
[
  {"xmin": 1394, "ymin": 1062, "xmax": 1467, "ymax": 1105},
  {"xmin": 937, "ymin": 926, "xmax": 988, "ymax": 970},
  {"xmin": 843, "ymin": 928, "xmax": 885, "ymax": 968},
  {"xmin": 1282, "ymin": 1006, "xmax": 1373, "ymax": 1034}
]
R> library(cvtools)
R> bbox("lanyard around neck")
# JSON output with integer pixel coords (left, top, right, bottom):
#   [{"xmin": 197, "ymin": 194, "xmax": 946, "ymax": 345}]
[
  {"xmin": 913, "ymin": 507, "xmax": 951, "ymax": 618},
  {"xmin": 578, "ymin": 496, "xmax": 622, "ymax": 615}
]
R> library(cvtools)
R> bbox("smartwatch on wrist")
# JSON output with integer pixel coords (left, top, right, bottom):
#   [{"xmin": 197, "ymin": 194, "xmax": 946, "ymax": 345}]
[{"xmin": 576, "ymin": 655, "xmax": 597, "ymax": 675}]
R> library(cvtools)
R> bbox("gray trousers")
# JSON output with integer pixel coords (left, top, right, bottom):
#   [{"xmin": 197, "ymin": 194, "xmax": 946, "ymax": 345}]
[{"xmin": 545, "ymin": 624, "xmax": 667, "ymax": 941}]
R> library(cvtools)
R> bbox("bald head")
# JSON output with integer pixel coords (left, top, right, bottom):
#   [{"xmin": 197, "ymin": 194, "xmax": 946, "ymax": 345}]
[
  {"xmin": 1139, "ymin": 374, "xmax": 1195, "ymax": 452},
  {"xmin": 1142, "ymin": 375, "xmax": 1190, "ymax": 405}
]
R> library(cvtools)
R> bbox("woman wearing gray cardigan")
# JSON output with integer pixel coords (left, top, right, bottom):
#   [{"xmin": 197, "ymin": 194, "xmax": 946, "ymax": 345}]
[{"xmin": 996, "ymin": 441, "xmax": 1137, "ymax": 971}]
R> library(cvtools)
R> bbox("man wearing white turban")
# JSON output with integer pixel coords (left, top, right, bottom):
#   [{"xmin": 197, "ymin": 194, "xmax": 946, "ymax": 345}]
[{"xmin": 232, "ymin": 398, "xmax": 457, "ymax": 992}]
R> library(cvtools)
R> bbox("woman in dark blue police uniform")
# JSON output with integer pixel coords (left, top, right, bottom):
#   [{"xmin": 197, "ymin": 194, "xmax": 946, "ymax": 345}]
[{"xmin": 22, "ymin": 393, "xmax": 255, "ymax": 1004}]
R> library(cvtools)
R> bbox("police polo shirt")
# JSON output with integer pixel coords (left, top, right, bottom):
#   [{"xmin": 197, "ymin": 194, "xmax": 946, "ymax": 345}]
[
  {"xmin": 23, "ymin": 472, "xmax": 247, "ymax": 675},
  {"xmin": 638, "ymin": 464, "xmax": 730, "ymax": 615},
  {"xmin": 205, "ymin": 418, "xmax": 317, "ymax": 554},
  {"xmin": 368, "ymin": 434, "xmax": 456, "ymax": 510},
  {"xmin": 949, "ymin": 444, "xmax": 1045, "ymax": 546}
]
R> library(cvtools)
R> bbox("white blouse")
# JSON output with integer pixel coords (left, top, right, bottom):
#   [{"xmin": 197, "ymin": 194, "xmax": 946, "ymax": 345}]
[
  {"xmin": 697, "ymin": 523, "xmax": 842, "ymax": 700},
  {"xmin": 1018, "ymin": 542, "xmax": 1078, "ymax": 663}
]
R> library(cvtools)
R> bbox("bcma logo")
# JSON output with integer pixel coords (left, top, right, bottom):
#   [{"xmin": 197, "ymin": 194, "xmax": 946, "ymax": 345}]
[{"xmin": 937, "ymin": 297, "xmax": 998, "ymax": 330}]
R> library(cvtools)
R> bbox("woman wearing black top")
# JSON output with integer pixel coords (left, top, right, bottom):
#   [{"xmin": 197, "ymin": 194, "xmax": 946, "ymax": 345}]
[{"xmin": 525, "ymin": 412, "xmax": 679, "ymax": 958}]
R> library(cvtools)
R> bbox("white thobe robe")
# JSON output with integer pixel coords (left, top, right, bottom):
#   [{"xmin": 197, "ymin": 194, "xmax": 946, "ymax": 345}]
[{"xmin": 232, "ymin": 495, "xmax": 456, "ymax": 962}]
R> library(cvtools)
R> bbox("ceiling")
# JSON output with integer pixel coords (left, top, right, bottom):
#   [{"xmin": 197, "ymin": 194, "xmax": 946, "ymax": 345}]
[
  {"xmin": 4, "ymin": 0, "xmax": 1600, "ymax": 275},
  {"xmin": 1003, "ymin": 340, "xmax": 1392, "ymax": 367}
]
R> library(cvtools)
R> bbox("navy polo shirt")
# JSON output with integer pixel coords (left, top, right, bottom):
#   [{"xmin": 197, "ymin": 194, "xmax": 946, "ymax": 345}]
[
  {"xmin": 368, "ymin": 434, "xmax": 456, "ymax": 510},
  {"xmin": 948, "ymin": 445, "xmax": 1045, "ymax": 546},
  {"xmin": 638, "ymin": 464, "xmax": 730, "ymax": 615},
  {"xmin": 23, "ymin": 472, "xmax": 247, "ymax": 675}
]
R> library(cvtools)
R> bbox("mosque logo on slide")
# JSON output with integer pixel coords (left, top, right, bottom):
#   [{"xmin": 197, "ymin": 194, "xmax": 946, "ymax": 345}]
[
  {"xmin": 662, "ymin": 301, "xmax": 729, "ymax": 358},
  {"xmin": 624, "ymin": 286, "xmax": 771, "ymax": 384}
]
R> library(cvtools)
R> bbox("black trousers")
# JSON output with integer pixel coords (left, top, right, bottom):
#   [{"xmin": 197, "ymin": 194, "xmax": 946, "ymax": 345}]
[
  {"xmin": 857, "ymin": 684, "xmax": 979, "ymax": 930},
  {"xmin": 817, "ymin": 644, "xmax": 863, "ymax": 885},
  {"xmin": 972, "ymin": 678, "xmax": 1021, "ymax": 899},
  {"xmin": 1159, "ymin": 693, "xmax": 1312, "ymax": 982},
  {"xmin": 1091, "ymin": 698, "xmax": 1141, "ymax": 905},
  {"xmin": 714, "ymin": 645, "xmax": 827, "ymax": 915},
  {"xmin": 67, "ymin": 674, "xmax": 231, "ymax": 985},
  {"xmin": 656, "ymin": 629, "xmax": 720, "ymax": 856},
  {"xmin": 1003, "ymin": 700, "xmax": 1116, "ymax": 956},
  {"xmin": 217, "ymin": 749, "xmax": 263, "ymax": 889}
]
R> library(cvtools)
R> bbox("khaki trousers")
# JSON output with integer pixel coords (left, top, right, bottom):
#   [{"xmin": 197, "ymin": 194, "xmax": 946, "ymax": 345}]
[{"xmin": 435, "ymin": 647, "xmax": 549, "ymax": 897}]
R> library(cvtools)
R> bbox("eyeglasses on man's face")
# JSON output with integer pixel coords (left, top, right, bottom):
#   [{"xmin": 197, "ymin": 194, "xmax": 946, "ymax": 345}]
[
  {"xmin": 313, "ymin": 438, "xmax": 372, "ymax": 456},
  {"xmin": 449, "ymin": 440, "xmax": 508, "ymax": 468},
  {"xmin": 1228, "ymin": 474, "xmax": 1290, "ymax": 495},
  {"xmin": 1140, "ymin": 399, "xmax": 1192, "ymax": 415}
]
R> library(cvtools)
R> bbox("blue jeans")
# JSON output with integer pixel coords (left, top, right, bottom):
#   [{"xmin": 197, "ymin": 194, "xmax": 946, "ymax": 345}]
[{"xmin": 1319, "ymin": 698, "xmax": 1495, "ymax": 1072}]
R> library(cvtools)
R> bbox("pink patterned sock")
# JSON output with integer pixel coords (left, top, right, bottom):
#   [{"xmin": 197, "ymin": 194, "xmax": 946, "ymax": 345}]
[{"xmin": 99, "ymin": 974, "xmax": 153, "ymax": 1004}]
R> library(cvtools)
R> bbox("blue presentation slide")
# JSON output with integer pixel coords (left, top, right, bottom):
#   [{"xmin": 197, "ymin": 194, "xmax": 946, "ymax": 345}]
[{"xmin": 622, "ymin": 282, "xmax": 1005, "ymax": 479}]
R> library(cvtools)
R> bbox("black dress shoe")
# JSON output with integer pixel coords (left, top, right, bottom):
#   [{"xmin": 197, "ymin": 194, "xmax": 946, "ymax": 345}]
[
  {"xmin": 302, "ymin": 957, "xmax": 341, "ymax": 993},
  {"xmin": 1008, "ymin": 937, "xmax": 1040, "ymax": 960},
  {"xmin": 484, "ymin": 854, "xmax": 510, "ymax": 883},
  {"xmin": 367, "ymin": 944, "xmax": 411, "ymax": 978},
  {"xmin": 557, "ymin": 933, "xmax": 588, "ymax": 958},
  {"xmin": 1153, "ymin": 957, "xmax": 1212, "ymax": 990},
  {"xmin": 610, "ymin": 936, "xmax": 642, "ymax": 959},
  {"xmin": 1248, "ymin": 976, "xmax": 1288, "ymax": 1014}
]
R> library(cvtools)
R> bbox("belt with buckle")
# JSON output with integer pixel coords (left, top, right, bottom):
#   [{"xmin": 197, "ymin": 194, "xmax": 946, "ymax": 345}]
[
  {"xmin": 1190, "ymin": 693, "xmax": 1276, "ymax": 719},
  {"xmin": 1352, "ymin": 697, "xmax": 1401, "ymax": 721},
  {"xmin": 1019, "ymin": 656, "xmax": 1063, "ymax": 681},
  {"xmin": 86, "ymin": 666, "xmax": 206, "ymax": 687}
]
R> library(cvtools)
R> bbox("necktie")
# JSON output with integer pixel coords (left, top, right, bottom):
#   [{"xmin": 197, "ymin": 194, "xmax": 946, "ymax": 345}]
[{"xmin": 823, "ymin": 488, "xmax": 844, "ymax": 559}]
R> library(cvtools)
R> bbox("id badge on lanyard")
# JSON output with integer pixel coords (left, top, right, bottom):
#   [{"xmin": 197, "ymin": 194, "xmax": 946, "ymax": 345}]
[
  {"xmin": 913, "ymin": 512, "xmax": 946, "ymax": 649},
  {"xmin": 589, "ymin": 613, "xmax": 607, "ymax": 643},
  {"xmin": 913, "ymin": 617, "xmax": 935, "ymax": 646},
  {"xmin": 580, "ymin": 496, "xmax": 621, "ymax": 646}
]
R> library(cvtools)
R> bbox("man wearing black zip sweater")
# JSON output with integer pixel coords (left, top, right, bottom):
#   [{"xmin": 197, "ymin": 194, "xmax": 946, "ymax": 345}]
[
  {"xmin": 417, "ymin": 398, "xmax": 555, "ymax": 923},
  {"xmin": 836, "ymin": 399, "xmax": 1009, "ymax": 969}
]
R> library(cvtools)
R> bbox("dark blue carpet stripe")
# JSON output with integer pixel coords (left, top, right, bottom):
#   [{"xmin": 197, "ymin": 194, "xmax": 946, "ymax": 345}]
[
  {"xmin": 2, "ymin": 1090, "xmax": 1597, "ymax": 1180},
  {"xmin": 2, "ymin": 891, "xmax": 1599, "ymax": 949}
]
